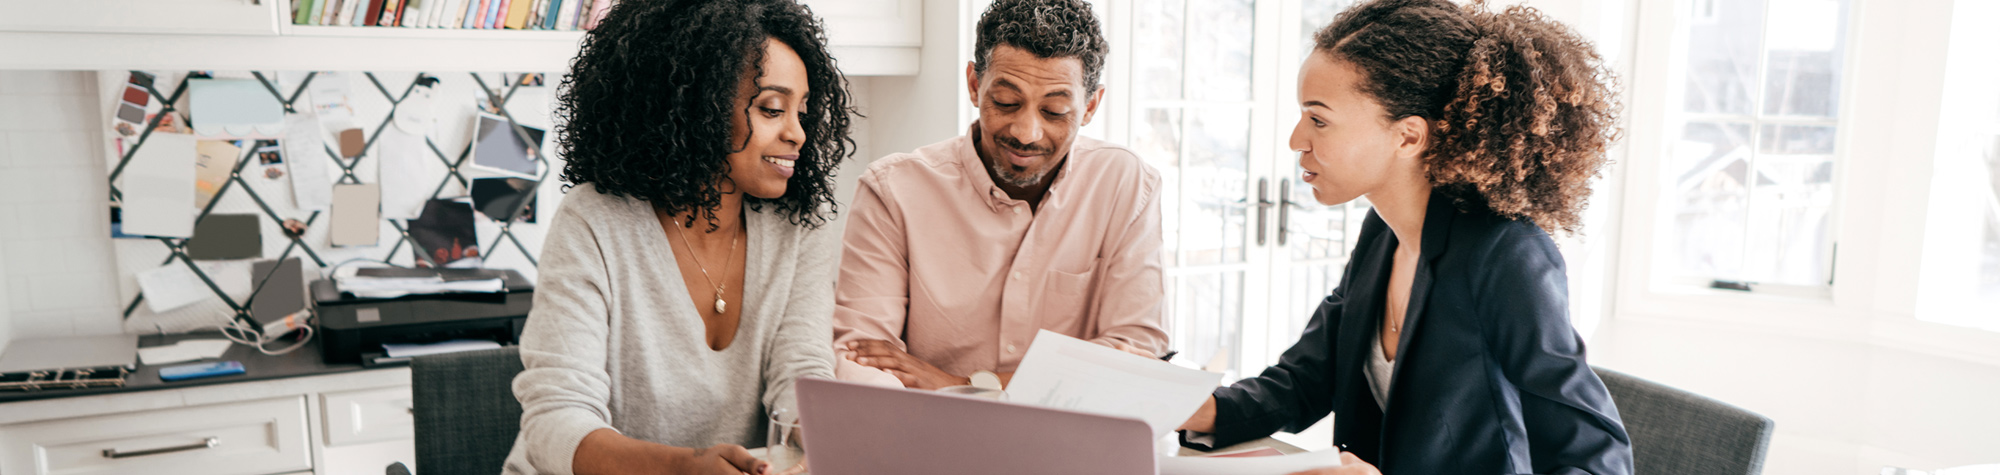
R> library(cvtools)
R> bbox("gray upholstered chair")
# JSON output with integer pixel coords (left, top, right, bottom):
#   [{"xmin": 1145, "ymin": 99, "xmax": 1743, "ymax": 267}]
[
  {"xmin": 1595, "ymin": 366, "xmax": 1775, "ymax": 475},
  {"xmin": 412, "ymin": 346, "xmax": 525, "ymax": 475}
]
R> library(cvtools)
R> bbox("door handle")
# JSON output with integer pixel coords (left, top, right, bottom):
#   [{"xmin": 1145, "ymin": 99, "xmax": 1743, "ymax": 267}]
[
  {"xmin": 102, "ymin": 437, "xmax": 219, "ymax": 459},
  {"xmin": 1255, "ymin": 178, "xmax": 1274, "ymax": 246}
]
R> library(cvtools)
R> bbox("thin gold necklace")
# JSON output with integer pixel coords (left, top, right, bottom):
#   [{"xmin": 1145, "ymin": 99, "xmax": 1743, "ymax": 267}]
[{"xmin": 671, "ymin": 218, "xmax": 740, "ymax": 314}]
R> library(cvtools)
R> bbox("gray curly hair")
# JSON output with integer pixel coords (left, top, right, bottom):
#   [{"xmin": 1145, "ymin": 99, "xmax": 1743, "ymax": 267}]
[{"xmin": 972, "ymin": 0, "xmax": 1108, "ymax": 94}]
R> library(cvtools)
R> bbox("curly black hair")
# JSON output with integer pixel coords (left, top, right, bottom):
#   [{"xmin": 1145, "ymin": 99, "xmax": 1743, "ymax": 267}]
[
  {"xmin": 555, "ymin": 0, "xmax": 856, "ymax": 230},
  {"xmin": 973, "ymin": 0, "xmax": 1108, "ymax": 94},
  {"xmin": 1316, "ymin": 0, "xmax": 1620, "ymax": 233}
]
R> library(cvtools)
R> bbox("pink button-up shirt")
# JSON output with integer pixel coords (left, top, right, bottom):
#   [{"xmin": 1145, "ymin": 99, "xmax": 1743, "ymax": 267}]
[{"xmin": 833, "ymin": 126, "xmax": 1168, "ymax": 384}]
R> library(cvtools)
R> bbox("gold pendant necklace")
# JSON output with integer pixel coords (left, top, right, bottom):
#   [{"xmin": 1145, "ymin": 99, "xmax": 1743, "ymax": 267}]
[{"xmin": 672, "ymin": 217, "xmax": 740, "ymax": 314}]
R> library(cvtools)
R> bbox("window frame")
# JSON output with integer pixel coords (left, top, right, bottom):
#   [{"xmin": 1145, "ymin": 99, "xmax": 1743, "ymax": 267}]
[{"xmin": 1614, "ymin": 0, "xmax": 2000, "ymax": 367}]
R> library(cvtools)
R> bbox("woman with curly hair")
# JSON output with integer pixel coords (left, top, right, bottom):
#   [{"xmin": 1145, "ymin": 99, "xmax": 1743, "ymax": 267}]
[
  {"xmin": 503, "ymin": 0, "xmax": 854, "ymax": 474},
  {"xmin": 1176, "ymin": 0, "xmax": 1631, "ymax": 473}
]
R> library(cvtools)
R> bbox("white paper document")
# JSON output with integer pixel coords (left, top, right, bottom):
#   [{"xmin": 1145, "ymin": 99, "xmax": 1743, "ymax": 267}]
[
  {"xmin": 381, "ymin": 339, "xmax": 500, "ymax": 358},
  {"xmin": 1155, "ymin": 449, "xmax": 1346, "ymax": 475},
  {"xmin": 283, "ymin": 113, "xmax": 332, "ymax": 211},
  {"xmin": 375, "ymin": 128, "xmax": 432, "ymax": 219},
  {"xmin": 137, "ymin": 339, "xmax": 234, "ymax": 365},
  {"xmin": 137, "ymin": 263, "xmax": 212, "ymax": 313},
  {"xmin": 121, "ymin": 133, "xmax": 199, "ymax": 238},
  {"xmin": 1005, "ymin": 330, "xmax": 1222, "ymax": 438}
]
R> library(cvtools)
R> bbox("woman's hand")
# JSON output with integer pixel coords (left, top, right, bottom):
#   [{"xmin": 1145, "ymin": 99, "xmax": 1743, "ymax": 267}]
[
  {"xmin": 674, "ymin": 444, "xmax": 767, "ymax": 475},
  {"xmin": 1285, "ymin": 452, "xmax": 1380, "ymax": 475},
  {"xmin": 1179, "ymin": 396, "xmax": 1218, "ymax": 433}
]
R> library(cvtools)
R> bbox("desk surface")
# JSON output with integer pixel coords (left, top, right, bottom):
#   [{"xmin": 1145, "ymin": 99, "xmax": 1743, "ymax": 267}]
[{"xmin": 0, "ymin": 331, "xmax": 386, "ymax": 404}]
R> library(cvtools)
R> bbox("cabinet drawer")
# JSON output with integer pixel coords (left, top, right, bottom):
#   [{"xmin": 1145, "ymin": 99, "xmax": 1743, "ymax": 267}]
[
  {"xmin": 0, "ymin": 396, "xmax": 311, "ymax": 475},
  {"xmin": 322, "ymin": 386, "xmax": 414, "ymax": 446}
]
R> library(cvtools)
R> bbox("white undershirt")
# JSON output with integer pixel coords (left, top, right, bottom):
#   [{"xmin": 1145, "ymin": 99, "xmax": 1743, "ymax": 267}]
[{"xmin": 1366, "ymin": 334, "xmax": 1396, "ymax": 411}]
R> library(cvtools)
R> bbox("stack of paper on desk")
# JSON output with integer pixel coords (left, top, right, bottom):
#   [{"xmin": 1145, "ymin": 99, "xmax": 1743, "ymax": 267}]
[
  {"xmin": 1006, "ymin": 330, "xmax": 1221, "ymax": 438},
  {"xmin": 1006, "ymin": 331, "xmax": 1345, "ymax": 475},
  {"xmin": 334, "ymin": 266, "xmax": 504, "ymax": 299}
]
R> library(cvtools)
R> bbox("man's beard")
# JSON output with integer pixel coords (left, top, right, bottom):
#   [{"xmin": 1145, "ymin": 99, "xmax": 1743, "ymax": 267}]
[
  {"xmin": 989, "ymin": 159, "xmax": 1054, "ymax": 188},
  {"xmin": 988, "ymin": 134, "xmax": 1056, "ymax": 188}
]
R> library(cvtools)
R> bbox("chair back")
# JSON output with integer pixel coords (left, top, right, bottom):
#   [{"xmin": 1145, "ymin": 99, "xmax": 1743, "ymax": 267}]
[
  {"xmin": 413, "ymin": 347, "xmax": 525, "ymax": 475},
  {"xmin": 1596, "ymin": 366, "xmax": 1775, "ymax": 475}
]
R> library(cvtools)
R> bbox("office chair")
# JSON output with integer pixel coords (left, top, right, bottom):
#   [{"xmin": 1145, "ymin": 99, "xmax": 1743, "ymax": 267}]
[
  {"xmin": 412, "ymin": 347, "xmax": 525, "ymax": 475},
  {"xmin": 1595, "ymin": 366, "xmax": 1776, "ymax": 475}
]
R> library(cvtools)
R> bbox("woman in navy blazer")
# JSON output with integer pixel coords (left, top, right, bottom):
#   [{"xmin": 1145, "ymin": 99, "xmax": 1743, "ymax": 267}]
[{"xmin": 1176, "ymin": 1, "xmax": 1632, "ymax": 474}]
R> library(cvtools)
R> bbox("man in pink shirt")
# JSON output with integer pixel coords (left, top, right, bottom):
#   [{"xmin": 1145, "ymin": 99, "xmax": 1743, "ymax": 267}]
[{"xmin": 833, "ymin": 0, "xmax": 1168, "ymax": 390}]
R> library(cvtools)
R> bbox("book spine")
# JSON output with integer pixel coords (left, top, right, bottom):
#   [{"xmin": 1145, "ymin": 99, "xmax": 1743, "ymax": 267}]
[
  {"xmin": 504, "ymin": 0, "xmax": 528, "ymax": 30},
  {"xmin": 557, "ymin": 0, "xmax": 578, "ymax": 30},
  {"xmin": 461, "ymin": 0, "xmax": 480, "ymax": 28},
  {"xmin": 362, "ymin": 0, "xmax": 383, "ymax": 26},
  {"xmin": 483, "ymin": 0, "xmax": 502, "ymax": 28},
  {"xmin": 293, "ymin": 0, "xmax": 314, "ymax": 25},
  {"xmin": 318, "ymin": 0, "xmax": 337, "ymax": 25},
  {"xmin": 477, "ymin": 0, "xmax": 495, "ymax": 28}
]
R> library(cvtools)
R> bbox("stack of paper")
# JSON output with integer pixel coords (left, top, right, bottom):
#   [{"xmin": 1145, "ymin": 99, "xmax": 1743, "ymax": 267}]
[
  {"xmin": 334, "ymin": 267, "xmax": 504, "ymax": 299},
  {"xmin": 1005, "ymin": 331, "xmax": 1347, "ymax": 475}
]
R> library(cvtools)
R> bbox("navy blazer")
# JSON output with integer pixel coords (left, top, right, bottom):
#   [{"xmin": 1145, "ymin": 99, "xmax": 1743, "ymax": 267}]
[{"xmin": 1185, "ymin": 192, "xmax": 1633, "ymax": 475}]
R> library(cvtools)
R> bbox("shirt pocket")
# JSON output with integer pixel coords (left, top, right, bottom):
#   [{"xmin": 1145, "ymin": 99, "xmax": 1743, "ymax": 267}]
[{"xmin": 1037, "ymin": 259, "xmax": 1101, "ymax": 327}]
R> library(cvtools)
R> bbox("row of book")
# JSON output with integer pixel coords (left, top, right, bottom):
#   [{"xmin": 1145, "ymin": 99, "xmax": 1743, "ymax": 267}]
[{"xmin": 290, "ymin": 0, "xmax": 619, "ymax": 31}]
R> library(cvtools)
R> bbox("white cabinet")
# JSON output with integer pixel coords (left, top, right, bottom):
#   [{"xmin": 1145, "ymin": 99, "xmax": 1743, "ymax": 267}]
[
  {"xmin": 0, "ymin": 0, "xmax": 280, "ymax": 35},
  {"xmin": 321, "ymin": 386, "xmax": 414, "ymax": 447},
  {"xmin": 0, "ymin": 367, "xmax": 412, "ymax": 475},
  {"xmin": 0, "ymin": 396, "xmax": 312, "ymax": 475}
]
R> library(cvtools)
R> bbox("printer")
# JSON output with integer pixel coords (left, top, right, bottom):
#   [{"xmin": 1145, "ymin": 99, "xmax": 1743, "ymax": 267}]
[{"xmin": 311, "ymin": 269, "xmax": 535, "ymax": 365}]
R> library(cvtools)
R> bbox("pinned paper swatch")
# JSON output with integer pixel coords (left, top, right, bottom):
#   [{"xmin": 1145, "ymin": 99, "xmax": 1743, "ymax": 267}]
[
  {"xmin": 409, "ymin": 199, "xmax": 480, "ymax": 267},
  {"xmin": 376, "ymin": 128, "xmax": 432, "ymax": 219},
  {"xmin": 137, "ymin": 263, "xmax": 213, "ymax": 313},
  {"xmin": 330, "ymin": 183, "xmax": 381, "ymax": 246},
  {"xmin": 188, "ymin": 78, "xmax": 285, "ymax": 137},
  {"xmin": 471, "ymin": 177, "xmax": 537, "ymax": 222},
  {"xmin": 283, "ymin": 114, "xmax": 332, "ymax": 211},
  {"xmin": 193, "ymin": 140, "xmax": 240, "ymax": 210},
  {"xmin": 120, "ymin": 133, "xmax": 199, "ymax": 238},
  {"xmin": 249, "ymin": 257, "xmax": 307, "ymax": 327},
  {"xmin": 185, "ymin": 214, "xmax": 262, "ymax": 260},
  {"xmin": 470, "ymin": 112, "xmax": 543, "ymax": 178}
]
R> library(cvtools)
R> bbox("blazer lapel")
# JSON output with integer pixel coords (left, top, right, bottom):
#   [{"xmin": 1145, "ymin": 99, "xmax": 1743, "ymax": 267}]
[{"xmin": 1383, "ymin": 193, "xmax": 1456, "ymax": 411}]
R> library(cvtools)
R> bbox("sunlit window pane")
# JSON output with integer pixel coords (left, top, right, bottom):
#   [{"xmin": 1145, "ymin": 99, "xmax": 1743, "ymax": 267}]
[
  {"xmin": 1664, "ymin": 0, "xmax": 1847, "ymax": 287},
  {"xmin": 1681, "ymin": 0, "xmax": 1763, "ymax": 115},
  {"xmin": 1186, "ymin": 0, "xmax": 1253, "ymax": 102},
  {"xmin": 1135, "ymin": 108, "xmax": 1184, "ymax": 267},
  {"xmin": 1762, "ymin": 0, "xmax": 1848, "ymax": 117},
  {"xmin": 1183, "ymin": 109, "xmax": 1251, "ymax": 266},
  {"xmin": 1135, "ymin": 0, "xmax": 1185, "ymax": 101}
]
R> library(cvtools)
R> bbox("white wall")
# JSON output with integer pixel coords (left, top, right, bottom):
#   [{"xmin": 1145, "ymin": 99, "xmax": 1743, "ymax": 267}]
[
  {"xmin": 0, "ymin": 71, "xmax": 125, "ymax": 358},
  {"xmin": 862, "ymin": 0, "xmax": 975, "ymax": 160}
]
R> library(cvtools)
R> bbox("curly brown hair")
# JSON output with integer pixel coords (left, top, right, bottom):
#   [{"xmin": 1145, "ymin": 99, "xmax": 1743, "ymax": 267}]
[{"xmin": 1315, "ymin": 0, "xmax": 1619, "ymax": 233}]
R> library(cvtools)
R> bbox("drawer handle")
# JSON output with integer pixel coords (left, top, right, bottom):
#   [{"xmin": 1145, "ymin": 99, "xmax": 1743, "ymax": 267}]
[{"xmin": 101, "ymin": 437, "xmax": 219, "ymax": 459}]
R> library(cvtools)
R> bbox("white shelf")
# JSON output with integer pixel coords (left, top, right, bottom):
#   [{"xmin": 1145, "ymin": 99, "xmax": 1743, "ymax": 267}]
[{"xmin": 0, "ymin": 0, "xmax": 921, "ymax": 75}]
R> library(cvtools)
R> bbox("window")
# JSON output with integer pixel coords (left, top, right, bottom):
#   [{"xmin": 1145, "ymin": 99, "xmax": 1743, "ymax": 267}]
[
  {"xmin": 1126, "ymin": 0, "xmax": 1258, "ymax": 378},
  {"xmin": 1916, "ymin": 0, "xmax": 2000, "ymax": 332},
  {"xmin": 1660, "ymin": 0, "xmax": 1851, "ymax": 290}
]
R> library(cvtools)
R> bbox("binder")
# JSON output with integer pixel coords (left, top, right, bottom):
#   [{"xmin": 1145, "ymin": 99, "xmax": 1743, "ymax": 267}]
[{"xmin": 0, "ymin": 366, "xmax": 130, "ymax": 391}]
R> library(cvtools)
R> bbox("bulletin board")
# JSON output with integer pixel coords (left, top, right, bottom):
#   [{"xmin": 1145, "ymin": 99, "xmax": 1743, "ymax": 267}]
[{"xmin": 97, "ymin": 70, "xmax": 564, "ymax": 334}]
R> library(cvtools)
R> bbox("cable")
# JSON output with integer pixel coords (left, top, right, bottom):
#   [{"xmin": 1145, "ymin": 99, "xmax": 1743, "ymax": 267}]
[{"xmin": 218, "ymin": 312, "xmax": 317, "ymax": 356}]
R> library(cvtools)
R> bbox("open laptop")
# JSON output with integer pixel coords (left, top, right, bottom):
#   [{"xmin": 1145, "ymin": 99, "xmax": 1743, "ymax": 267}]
[{"xmin": 796, "ymin": 377, "xmax": 1156, "ymax": 475}]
